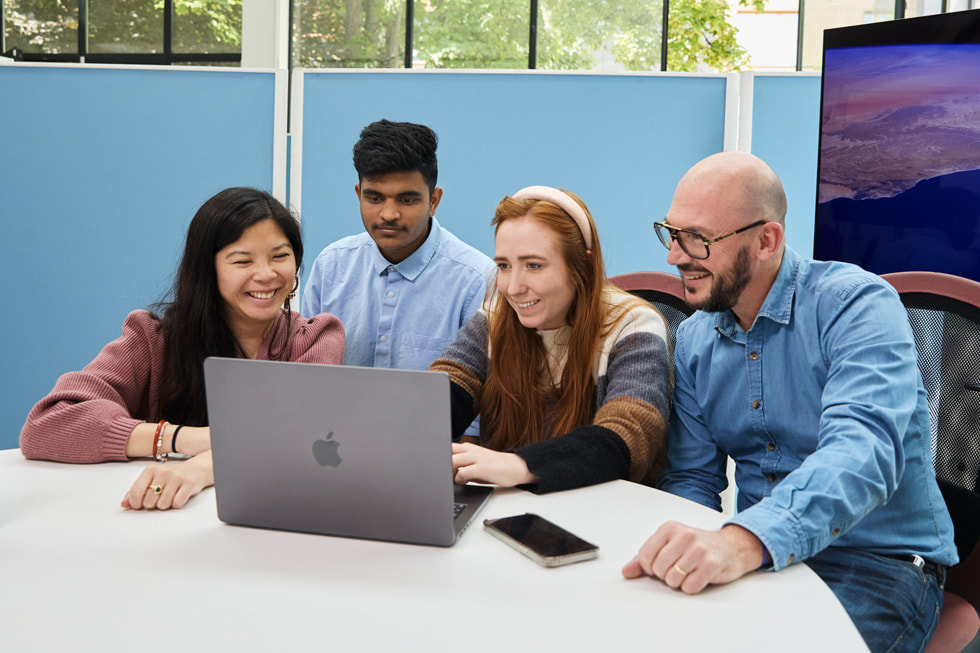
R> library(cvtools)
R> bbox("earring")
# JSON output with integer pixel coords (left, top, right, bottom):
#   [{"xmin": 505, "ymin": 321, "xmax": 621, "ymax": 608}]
[{"xmin": 287, "ymin": 277, "xmax": 299, "ymax": 302}]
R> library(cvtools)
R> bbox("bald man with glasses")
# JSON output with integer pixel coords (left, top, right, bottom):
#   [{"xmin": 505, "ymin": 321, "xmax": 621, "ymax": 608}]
[{"xmin": 623, "ymin": 152, "xmax": 956, "ymax": 653}]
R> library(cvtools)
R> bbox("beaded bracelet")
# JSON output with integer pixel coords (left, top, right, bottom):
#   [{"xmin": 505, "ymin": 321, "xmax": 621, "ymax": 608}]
[
  {"xmin": 171, "ymin": 425, "xmax": 184, "ymax": 455},
  {"xmin": 153, "ymin": 420, "xmax": 170, "ymax": 462}
]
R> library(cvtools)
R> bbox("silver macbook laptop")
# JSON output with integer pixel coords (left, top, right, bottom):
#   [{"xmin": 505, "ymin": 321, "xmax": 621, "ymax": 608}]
[{"xmin": 204, "ymin": 357, "xmax": 492, "ymax": 546}]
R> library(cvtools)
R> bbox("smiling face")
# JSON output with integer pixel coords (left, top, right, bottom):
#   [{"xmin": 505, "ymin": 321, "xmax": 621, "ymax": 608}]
[
  {"xmin": 215, "ymin": 219, "xmax": 297, "ymax": 339},
  {"xmin": 494, "ymin": 215, "xmax": 576, "ymax": 331},
  {"xmin": 666, "ymin": 221, "xmax": 755, "ymax": 314},
  {"xmin": 664, "ymin": 156, "xmax": 770, "ymax": 317},
  {"xmin": 356, "ymin": 170, "xmax": 442, "ymax": 264}
]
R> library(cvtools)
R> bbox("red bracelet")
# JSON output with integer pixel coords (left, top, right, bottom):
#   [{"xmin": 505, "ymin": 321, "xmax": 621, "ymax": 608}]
[{"xmin": 153, "ymin": 420, "xmax": 169, "ymax": 462}]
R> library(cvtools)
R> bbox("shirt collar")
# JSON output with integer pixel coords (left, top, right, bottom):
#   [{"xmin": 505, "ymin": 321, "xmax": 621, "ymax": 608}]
[
  {"xmin": 370, "ymin": 216, "xmax": 441, "ymax": 281},
  {"xmin": 714, "ymin": 246, "xmax": 800, "ymax": 337}
]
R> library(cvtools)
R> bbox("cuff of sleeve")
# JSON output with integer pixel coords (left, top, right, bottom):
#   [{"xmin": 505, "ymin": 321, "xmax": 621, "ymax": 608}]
[
  {"xmin": 104, "ymin": 416, "xmax": 142, "ymax": 461},
  {"xmin": 759, "ymin": 545, "xmax": 772, "ymax": 570},
  {"xmin": 515, "ymin": 425, "xmax": 630, "ymax": 494},
  {"xmin": 726, "ymin": 501, "xmax": 809, "ymax": 571}
]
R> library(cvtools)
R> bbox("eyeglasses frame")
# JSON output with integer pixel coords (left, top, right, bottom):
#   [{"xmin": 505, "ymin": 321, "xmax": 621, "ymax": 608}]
[{"xmin": 653, "ymin": 219, "xmax": 769, "ymax": 260}]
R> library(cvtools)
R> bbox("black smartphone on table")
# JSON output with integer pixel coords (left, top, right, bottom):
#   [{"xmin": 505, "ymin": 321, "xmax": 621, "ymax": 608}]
[{"xmin": 483, "ymin": 512, "xmax": 599, "ymax": 567}]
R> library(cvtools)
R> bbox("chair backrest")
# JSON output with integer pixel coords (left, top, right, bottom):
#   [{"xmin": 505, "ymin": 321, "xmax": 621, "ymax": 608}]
[
  {"xmin": 882, "ymin": 272, "xmax": 980, "ymax": 495},
  {"xmin": 883, "ymin": 271, "xmax": 980, "ymax": 608},
  {"xmin": 609, "ymin": 271, "xmax": 693, "ymax": 367}
]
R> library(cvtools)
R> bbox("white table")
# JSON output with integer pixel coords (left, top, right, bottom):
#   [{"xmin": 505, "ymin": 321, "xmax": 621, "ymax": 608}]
[{"xmin": 0, "ymin": 449, "xmax": 868, "ymax": 652}]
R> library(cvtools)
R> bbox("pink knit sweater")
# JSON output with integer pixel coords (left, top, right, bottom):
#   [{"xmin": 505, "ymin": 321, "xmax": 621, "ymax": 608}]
[{"xmin": 20, "ymin": 309, "xmax": 344, "ymax": 463}]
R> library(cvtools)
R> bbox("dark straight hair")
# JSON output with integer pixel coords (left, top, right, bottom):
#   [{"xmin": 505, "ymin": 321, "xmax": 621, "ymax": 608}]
[{"xmin": 153, "ymin": 187, "xmax": 303, "ymax": 426}]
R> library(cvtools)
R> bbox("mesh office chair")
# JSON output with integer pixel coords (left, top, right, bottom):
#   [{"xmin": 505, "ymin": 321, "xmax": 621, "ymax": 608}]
[
  {"xmin": 609, "ymin": 271, "xmax": 693, "ymax": 367},
  {"xmin": 883, "ymin": 271, "xmax": 980, "ymax": 653}
]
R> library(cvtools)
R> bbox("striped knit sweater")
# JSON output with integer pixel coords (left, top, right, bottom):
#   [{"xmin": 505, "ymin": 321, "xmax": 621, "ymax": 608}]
[{"xmin": 431, "ymin": 287, "xmax": 670, "ymax": 493}]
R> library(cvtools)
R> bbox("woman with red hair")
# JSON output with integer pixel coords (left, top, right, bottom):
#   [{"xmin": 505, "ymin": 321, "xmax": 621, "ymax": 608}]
[{"xmin": 433, "ymin": 186, "xmax": 670, "ymax": 493}]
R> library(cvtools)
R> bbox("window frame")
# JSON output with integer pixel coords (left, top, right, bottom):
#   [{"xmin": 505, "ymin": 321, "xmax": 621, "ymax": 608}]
[
  {"xmin": 5, "ymin": 1, "xmax": 976, "ymax": 71},
  {"xmin": 2, "ymin": 0, "xmax": 242, "ymax": 65}
]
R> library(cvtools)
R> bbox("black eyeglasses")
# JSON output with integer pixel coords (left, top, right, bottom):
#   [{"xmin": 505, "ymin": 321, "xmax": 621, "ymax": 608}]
[{"xmin": 653, "ymin": 220, "xmax": 767, "ymax": 260}]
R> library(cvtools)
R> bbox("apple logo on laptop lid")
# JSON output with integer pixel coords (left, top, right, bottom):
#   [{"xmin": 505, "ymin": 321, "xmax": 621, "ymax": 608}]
[{"xmin": 312, "ymin": 432, "xmax": 342, "ymax": 467}]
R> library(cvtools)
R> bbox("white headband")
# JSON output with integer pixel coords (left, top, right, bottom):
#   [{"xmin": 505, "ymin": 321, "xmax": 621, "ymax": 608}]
[{"xmin": 512, "ymin": 185, "xmax": 593, "ymax": 251}]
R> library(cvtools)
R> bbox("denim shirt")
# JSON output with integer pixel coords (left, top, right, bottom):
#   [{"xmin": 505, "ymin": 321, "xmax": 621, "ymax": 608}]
[
  {"xmin": 301, "ymin": 217, "xmax": 494, "ymax": 435},
  {"xmin": 659, "ymin": 247, "xmax": 957, "ymax": 570}
]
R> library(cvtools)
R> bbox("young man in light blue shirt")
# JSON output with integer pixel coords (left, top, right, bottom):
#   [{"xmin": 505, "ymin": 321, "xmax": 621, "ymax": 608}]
[
  {"xmin": 622, "ymin": 151, "xmax": 957, "ymax": 653},
  {"xmin": 301, "ymin": 120, "xmax": 493, "ymax": 436}
]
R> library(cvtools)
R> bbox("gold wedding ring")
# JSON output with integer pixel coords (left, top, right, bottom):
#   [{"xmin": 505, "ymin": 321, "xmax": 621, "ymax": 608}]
[
  {"xmin": 672, "ymin": 563, "xmax": 689, "ymax": 576},
  {"xmin": 151, "ymin": 485, "xmax": 163, "ymax": 494}
]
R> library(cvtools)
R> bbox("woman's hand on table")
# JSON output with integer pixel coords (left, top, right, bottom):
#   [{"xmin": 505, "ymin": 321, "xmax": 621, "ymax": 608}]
[
  {"xmin": 121, "ymin": 451, "xmax": 214, "ymax": 510},
  {"xmin": 451, "ymin": 442, "xmax": 537, "ymax": 487}
]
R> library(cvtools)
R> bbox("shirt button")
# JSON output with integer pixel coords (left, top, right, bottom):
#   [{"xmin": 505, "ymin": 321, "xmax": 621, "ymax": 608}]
[
  {"xmin": 766, "ymin": 473, "xmax": 775, "ymax": 483},
  {"xmin": 767, "ymin": 442, "xmax": 776, "ymax": 451},
  {"xmin": 380, "ymin": 335, "xmax": 387, "ymax": 342},
  {"xmin": 387, "ymin": 291, "xmax": 394, "ymax": 298},
  {"xmin": 752, "ymin": 400, "xmax": 761, "ymax": 410},
  {"xmin": 786, "ymin": 554, "xmax": 795, "ymax": 564},
  {"xmin": 750, "ymin": 350, "xmax": 758, "ymax": 360},
  {"xmin": 832, "ymin": 528, "xmax": 841, "ymax": 536}
]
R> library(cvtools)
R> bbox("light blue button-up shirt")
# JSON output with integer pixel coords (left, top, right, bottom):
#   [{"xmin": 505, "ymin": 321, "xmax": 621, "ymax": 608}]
[
  {"xmin": 301, "ymin": 217, "xmax": 494, "ymax": 435},
  {"xmin": 660, "ymin": 247, "xmax": 957, "ymax": 570}
]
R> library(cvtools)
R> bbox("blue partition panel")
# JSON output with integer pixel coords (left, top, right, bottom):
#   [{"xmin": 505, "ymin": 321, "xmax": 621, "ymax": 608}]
[
  {"xmin": 0, "ymin": 64, "xmax": 278, "ymax": 449},
  {"xmin": 749, "ymin": 74, "xmax": 822, "ymax": 256},
  {"xmin": 295, "ymin": 71, "xmax": 729, "ymax": 283}
]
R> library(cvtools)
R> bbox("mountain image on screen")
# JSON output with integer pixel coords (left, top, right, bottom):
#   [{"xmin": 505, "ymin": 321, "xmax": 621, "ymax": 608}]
[
  {"xmin": 818, "ymin": 168, "xmax": 980, "ymax": 279},
  {"xmin": 813, "ymin": 12, "xmax": 980, "ymax": 283}
]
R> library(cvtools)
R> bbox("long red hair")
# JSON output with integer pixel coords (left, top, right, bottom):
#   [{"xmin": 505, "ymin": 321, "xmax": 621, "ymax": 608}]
[{"xmin": 482, "ymin": 190, "xmax": 633, "ymax": 450}]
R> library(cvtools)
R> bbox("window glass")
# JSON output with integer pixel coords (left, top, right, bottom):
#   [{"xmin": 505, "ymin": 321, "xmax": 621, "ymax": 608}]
[
  {"xmin": 173, "ymin": 1, "xmax": 242, "ymax": 54},
  {"xmin": 293, "ymin": 0, "xmax": 405, "ymax": 68},
  {"xmin": 667, "ymin": 0, "xmax": 761, "ymax": 72},
  {"xmin": 412, "ymin": 0, "xmax": 527, "ymax": 68},
  {"xmin": 799, "ymin": 0, "xmax": 894, "ymax": 71},
  {"xmin": 728, "ymin": 0, "xmax": 797, "ymax": 71},
  {"xmin": 905, "ymin": 0, "xmax": 944, "ymax": 16},
  {"xmin": 88, "ymin": 0, "xmax": 163, "ymax": 54},
  {"xmin": 536, "ymin": 0, "xmax": 664, "ymax": 71},
  {"xmin": 4, "ymin": 0, "xmax": 77, "ymax": 54}
]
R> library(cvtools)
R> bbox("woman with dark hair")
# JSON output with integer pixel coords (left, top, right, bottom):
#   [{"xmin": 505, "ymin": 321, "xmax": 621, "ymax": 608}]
[
  {"xmin": 432, "ymin": 186, "xmax": 671, "ymax": 493},
  {"xmin": 20, "ymin": 187, "xmax": 345, "ymax": 509}
]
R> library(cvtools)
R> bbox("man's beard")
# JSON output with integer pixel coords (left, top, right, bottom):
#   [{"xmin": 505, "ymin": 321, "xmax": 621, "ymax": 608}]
[{"xmin": 681, "ymin": 245, "xmax": 752, "ymax": 313}]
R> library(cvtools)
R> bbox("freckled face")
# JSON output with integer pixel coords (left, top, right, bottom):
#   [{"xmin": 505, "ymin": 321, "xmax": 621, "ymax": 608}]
[
  {"xmin": 494, "ymin": 216, "xmax": 576, "ymax": 331},
  {"xmin": 215, "ymin": 219, "xmax": 296, "ymax": 337}
]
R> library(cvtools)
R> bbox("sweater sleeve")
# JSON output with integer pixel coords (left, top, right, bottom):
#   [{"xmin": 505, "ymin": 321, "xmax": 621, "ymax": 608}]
[
  {"xmin": 515, "ymin": 425, "xmax": 632, "ymax": 493},
  {"xmin": 429, "ymin": 312, "xmax": 490, "ymax": 440},
  {"xmin": 19, "ymin": 310, "xmax": 165, "ymax": 463},
  {"xmin": 515, "ymin": 300, "xmax": 671, "ymax": 493}
]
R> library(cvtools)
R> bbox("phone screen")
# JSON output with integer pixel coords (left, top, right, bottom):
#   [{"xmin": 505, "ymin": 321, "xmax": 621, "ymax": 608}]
[{"xmin": 484, "ymin": 513, "xmax": 598, "ymax": 563}]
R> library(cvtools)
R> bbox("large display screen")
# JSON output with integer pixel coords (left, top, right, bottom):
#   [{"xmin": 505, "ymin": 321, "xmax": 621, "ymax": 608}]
[{"xmin": 813, "ymin": 10, "xmax": 980, "ymax": 282}]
